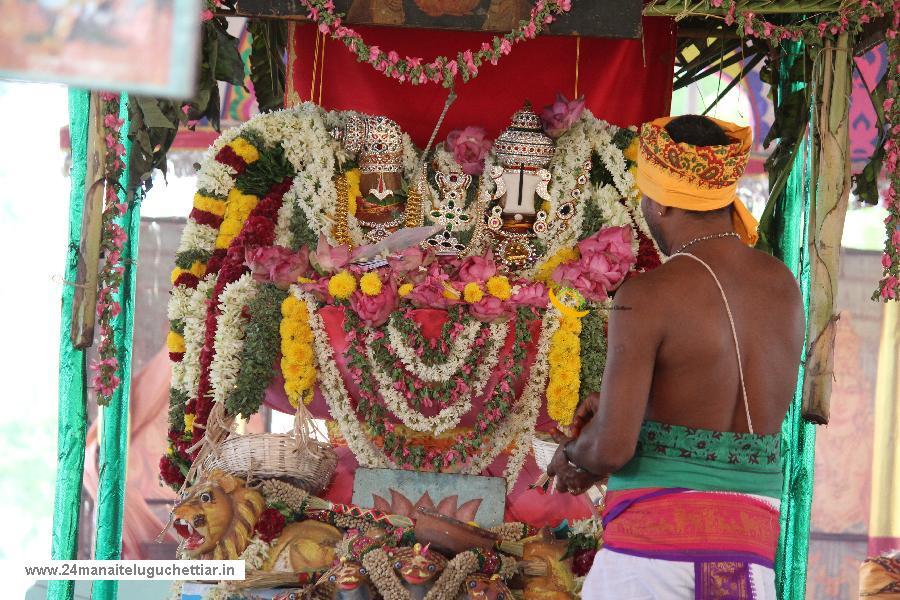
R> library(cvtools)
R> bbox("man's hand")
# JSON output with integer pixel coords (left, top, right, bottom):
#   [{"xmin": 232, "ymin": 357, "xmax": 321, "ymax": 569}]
[
  {"xmin": 570, "ymin": 393, "xmax": 598, "ymax": 437},
  {"xmin": 546, "ymin": 440, "xmax": 603, "ymax": 495}
]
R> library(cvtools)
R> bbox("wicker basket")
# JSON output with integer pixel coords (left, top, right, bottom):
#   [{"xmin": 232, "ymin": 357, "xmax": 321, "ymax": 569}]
[
  {"xmin": 204, "ymin": 405, "xmax": 336, "ymax": 494},
  {"xmin": 532, "ymin": 436, "xmax": 559, "ymax": 472}
]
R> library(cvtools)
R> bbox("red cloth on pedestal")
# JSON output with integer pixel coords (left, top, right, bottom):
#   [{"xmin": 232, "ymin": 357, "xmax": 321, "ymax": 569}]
[{"xmin": 287, "ymin": 19, "xmax": 676, "ymax": 145}]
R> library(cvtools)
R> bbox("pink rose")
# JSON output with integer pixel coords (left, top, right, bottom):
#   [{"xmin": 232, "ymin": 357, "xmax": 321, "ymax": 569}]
[
  {"xmin": 541, "ymin": 93, "xmax": 586, "ymax": 139},
  {"xmin": 882, "ymin": 253, "xmax": 892, "ymax": 268},
  {"xmin": 469, "ymin": 295, "xmax": 508, "ymax": 322},
  {"xmin": 245, "ymin": 245, "xmax": 310, "ymax": 289},
  {"xmin": 457, "ymin": 253, "xmax": 497, "ymax": 282},
  {"xmin": 446, "ymin": 126, "xmax": 492, "ymax": 176},
  {"xmin": 312, "ymin": 235, "xmax": 351, "ymax": 273},
  {"xmin": 511, "ymin": 282, "xmax": 548, "ymax": 308},
  {"xmin": 350, "ymin": 280, "xmax": 398, "ymax": 327}
]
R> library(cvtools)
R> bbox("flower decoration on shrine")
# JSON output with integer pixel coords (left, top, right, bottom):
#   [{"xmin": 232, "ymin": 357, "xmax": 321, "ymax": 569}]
[
  {"xmin": 296, "ymin": 0, "xmax": 574, "ymax": 88},
  {"xmin": 91, "ymin": 92, "xmax": 130, "ymax": 405}
]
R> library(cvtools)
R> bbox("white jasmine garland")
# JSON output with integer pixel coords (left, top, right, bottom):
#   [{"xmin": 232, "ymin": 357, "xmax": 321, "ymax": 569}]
[
  {"xmin": 167, "ymin": 285, "xmax": 193, "ymax": 323},
  {"xmin": 367, "ymin": 321, "xmax": 507, "ymax": 436},
  {"xmin": 295, "ymin": 286, "xmax": 391, "ymax": 469},
  {"xmin": 176, "ymin": 275, "xmax": 215, "ymax": 396},
  {"xmin": 209, "ymin": 274, "xmax": 258, "ymax": 405},
  {"xmin": 177, "ymin": 220, "xmax": 219, "ymax": 255},
  {"xmin": 366, "ymin": 342, "xmax": 471, "ymax": 436},
  {"xmin": 274, "ymin": 186, "xmax": 296, "ymax": 248},
  {"xmin": 196, "ymin": 160, "xmax": 238, "ymax": 198},
  {"xmin": 468, "ymin": 309, "xmax": 558, "ymax": 489},
  {"xmin": 384, "ymin": 318, "xmax": 484, "ymax": 383},
  {"xmin": 296, "ymin": 280, "xmax": 554, "ymax": 486}
]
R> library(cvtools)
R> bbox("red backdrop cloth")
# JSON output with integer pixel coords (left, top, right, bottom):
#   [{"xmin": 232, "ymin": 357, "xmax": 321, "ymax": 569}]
[{"xmin": 287, "ymin": 19, "xmax": 676, "ymax": 145}]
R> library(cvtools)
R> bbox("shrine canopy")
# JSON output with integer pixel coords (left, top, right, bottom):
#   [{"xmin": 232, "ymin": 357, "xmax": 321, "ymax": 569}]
[{"xmin": 287, "ymin": 18, "xmax": 677, "ymax": 146}]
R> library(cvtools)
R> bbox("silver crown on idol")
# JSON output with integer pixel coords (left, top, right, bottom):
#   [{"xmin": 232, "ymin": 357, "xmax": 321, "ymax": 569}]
[
  {"xmin": 331, "ymin": 114, "xmax": 404, "ymax": 174},
  {"xmin": 493, "ymin": 103, "xmax": 556, "ymax": 171}
]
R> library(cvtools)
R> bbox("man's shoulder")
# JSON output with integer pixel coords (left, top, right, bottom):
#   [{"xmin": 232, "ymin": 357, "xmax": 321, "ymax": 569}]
[
  {"xmin": 613, "ymin": 264, "xmax": 680, "ymax": 308},
  {"xmin": 747, "ymin": 248, "xmax": 803, "ymax": 296}
]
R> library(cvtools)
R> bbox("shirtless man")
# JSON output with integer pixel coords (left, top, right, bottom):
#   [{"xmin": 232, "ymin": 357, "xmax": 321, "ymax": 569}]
[{"xmin": 548, "ymin": 114, "xmax": 804, "ymax": 599}]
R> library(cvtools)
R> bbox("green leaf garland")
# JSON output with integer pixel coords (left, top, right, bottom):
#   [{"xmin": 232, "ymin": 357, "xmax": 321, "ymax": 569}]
[{"xmin": 226, "ymin": 284, "xmax": 289, "ymax": 418}]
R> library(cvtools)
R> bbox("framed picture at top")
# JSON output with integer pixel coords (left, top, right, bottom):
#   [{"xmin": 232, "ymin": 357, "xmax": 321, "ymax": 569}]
[{"xmin": 0, "ymin": 0, "xmax": 200, "ymax": 97}]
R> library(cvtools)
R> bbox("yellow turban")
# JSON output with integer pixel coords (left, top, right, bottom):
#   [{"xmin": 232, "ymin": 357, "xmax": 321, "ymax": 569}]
[{"xmin": 635, "ymin": 116, "xmax": 758, "ymax": 246}]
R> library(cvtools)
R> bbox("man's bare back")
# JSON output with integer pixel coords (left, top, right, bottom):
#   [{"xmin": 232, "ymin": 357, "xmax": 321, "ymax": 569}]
[
  {"xmin": 550, "ymin": 114, "xmax": 799, "ymax": 599},
  {"xmin": 625, "ymin": 239, "xmax": 804, "ymax": 435}
]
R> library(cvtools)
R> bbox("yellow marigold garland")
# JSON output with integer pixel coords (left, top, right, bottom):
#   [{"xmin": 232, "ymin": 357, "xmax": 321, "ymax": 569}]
[
  {"xmin": 170, "ymin": 260, "xmax": 206, "ymax": 285},
  {"xmin": 398, "ymin": 283, "xmax": 413, "ymax": 297},
  {"xmin": 215, "ymin": 189, "xmax": 259, "ymax": 249},
  {"xmin": 546, "ymin": 312, "xmax": 583, "ymax": 427},
  {"xmin": 345, "ymin": 168, "xmax": 361, "ymax": 216},
  {"xmin": 228, "ymin": 137, "xmax": 261, "ymax": 164},
  {"xmin": 280, "ymin": 295, "xmax": 316, "ymax": 407},
  {"xmin": 192, "ymin": 193, "xmax": 227, "ymax": 216},
  {"xmin": 166, "ymin": 331, "xmax": 186, "ymax": 354}
]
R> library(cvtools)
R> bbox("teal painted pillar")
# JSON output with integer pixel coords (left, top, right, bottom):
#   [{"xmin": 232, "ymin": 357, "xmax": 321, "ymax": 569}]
[
  {"xmin": 92, "ymin": 93, "xmax": 140, "ymax": 600},
  {"xmin": 47, "ymin": 89, "xmax": 91, "ymax": 600},
  {"xmin": 767, "ymin": 40, "xmax": 817, "ymax": 600}
]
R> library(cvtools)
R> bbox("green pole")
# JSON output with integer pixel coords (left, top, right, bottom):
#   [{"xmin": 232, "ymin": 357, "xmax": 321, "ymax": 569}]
[
  {"xmin": 92, "ymin": 93, "xmax": 140, "ymax": 599},
  {"xmin": 47, "ymin": 89, "xmax": 91, "ymax": 600},
  {"xmin": 765, "ymin": 40, "xmax": 817, "ymax": 600}
]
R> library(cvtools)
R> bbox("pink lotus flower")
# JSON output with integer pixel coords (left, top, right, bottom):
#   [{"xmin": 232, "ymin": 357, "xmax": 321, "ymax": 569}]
[
  {"xmin": 541, "ymin": 93, "xmax": 586, "ymax": 138},
  {"xmin": 552, "ymin": 226, "xmax": 636, "ymax": 301},
  {"xmin": 469, "ymin": 295, "xmax": 509, "ymax": 322},
  {"xmin": 457, "ymin": 253, "xmax": 497, "ymax": 282},
  {"xmin": 446, "ymin": 126, "xmax": 492, "ymax": 175},
  {"xmin": 580, "ymin": 225, "xmax": 634, "ymax": 259},
  {"xmin": 405, "ymin": 263, "xmax": 454, "ymax": 309},
  {"xmin": 245, "ymin": 245, "xmax": 310, "ymax": 289},
  {"xmin": 350, "ymin": 280, "xmax": 398, "ymax": 327},
  {"xmin": 311, "ymin": 236, "xmax": 351, "ymax": 273},
  {"xmin": 511, "ymin": 281, "xmax": 548, "ymax": 308}
]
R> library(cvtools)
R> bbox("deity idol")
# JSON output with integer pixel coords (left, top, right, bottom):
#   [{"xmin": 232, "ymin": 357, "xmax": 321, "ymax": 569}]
[
  {"xmin": 332, "ymin": 115, "xmax": 411, "ymax": 244},
  {"xmin": 486, "ymin": 103, "xmax": 556, "ymax": 269}
]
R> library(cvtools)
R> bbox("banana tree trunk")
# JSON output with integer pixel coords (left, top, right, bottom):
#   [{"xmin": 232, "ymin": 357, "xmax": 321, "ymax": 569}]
[{"xmin": 802, "ymin": 32, "xmax": 853, "ymax": 424}]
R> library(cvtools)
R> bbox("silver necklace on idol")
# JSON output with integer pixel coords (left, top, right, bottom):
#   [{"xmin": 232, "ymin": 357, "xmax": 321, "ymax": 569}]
[{"xmin": 671, "ymin": 231, "xmax": 740, "ymax": 255}]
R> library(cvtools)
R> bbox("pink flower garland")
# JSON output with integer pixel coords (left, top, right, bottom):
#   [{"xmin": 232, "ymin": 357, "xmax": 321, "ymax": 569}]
[
  {"xmin": 296, "ymin": 0, "xmax": 573, "ymax": 88},
  {"xmin": 874, "ymin": 7, "xmax": 900, "ymax": 300},
  {"xmin": 91, "ymin": 93, "xmax": 129, "ymax": 404}
]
